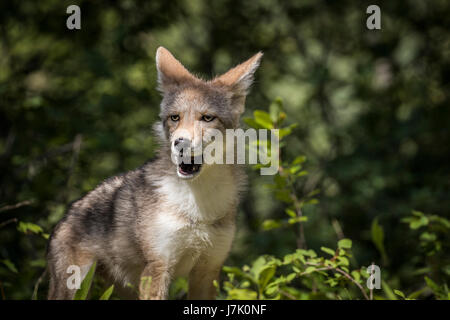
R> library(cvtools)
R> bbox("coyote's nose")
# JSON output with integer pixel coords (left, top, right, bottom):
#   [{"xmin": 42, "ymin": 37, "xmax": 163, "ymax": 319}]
[
  {"xmin": 173, "ymin": 137, "xmax": 191, "ymax": 150},
  {"xmin": 174, "ymin": 137, "xmax": 184, "ymax": 146}
]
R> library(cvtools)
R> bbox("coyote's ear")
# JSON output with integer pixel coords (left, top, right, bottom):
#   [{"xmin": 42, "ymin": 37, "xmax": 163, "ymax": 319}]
[
  {"xmin": 213, "ymin": 52, "xmax": 263, "ymax": 97},
  {"xmin": 156, "ymin": 47, "xmax": 197, "ymax": 93}
]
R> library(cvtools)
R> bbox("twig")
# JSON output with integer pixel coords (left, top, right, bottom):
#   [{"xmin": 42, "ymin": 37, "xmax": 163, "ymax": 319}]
[
  {"xmin": 0, "ymin": 218, "xmax": 18, "ymax": 228},
  {"xmin": 303, "ymin": 262, "xmax": 370, "ymax": 300},
  {"xmin": 370, "ymin": 262, "xmax": 375, "ymax": 300},
  {"xmin": 32, "ymin": 269, "xmax": 47, "ymax": 300},
  {"xmin": 279, "ymin": 289, "xmax": 297, "ymax": 300},
  {"xmin": 279, "ymin": 165, "xmax": 307, "ymax": 249},
  {"xmin": 0, "ymin": 200, "xmax": 33, "ymax": 213},
  {"xmin": 334, "ymin": 267, "xmax": 370, "ymax": 300},
  {"xmin": 331, "ymin": 219, "xmax": 345, "ymax": 240},
  {"xmin": 293, "ymin": 200, "xmax": 307, "ymax": 250},
  {"xmin": 298, "ymin": 266, "xmax": 331, "ymax": 277}
]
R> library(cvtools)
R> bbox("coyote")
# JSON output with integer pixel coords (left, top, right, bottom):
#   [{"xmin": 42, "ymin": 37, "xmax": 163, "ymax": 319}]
[{"xmin": 47, "ymin": 47, "xmax": 262, "ymax": 299}]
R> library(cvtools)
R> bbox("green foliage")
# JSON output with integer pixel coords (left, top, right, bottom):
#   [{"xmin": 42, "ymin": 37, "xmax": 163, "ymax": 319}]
[
  {"xmin": 424, "ymin": 276, "xmax": 449, "ymax": 300},
  {"xmin": 99, "ymin": 285, "xmax": 115, "ymax": 300},
  {"xmin": 17, "ymin": 221, "xmax": 49, "ymax": 239},
  {"xmin": 401, "ymin": 211, "xmax": 449, "ymax": 276},
  {"xmin": 220, "ymin": 237, "xmax": 371, "ymax": 300},
  {"xmin": 371, "ymin": 218, "xmax": 388, "ymax": 265},
  {"xmin": 72, "ymin": 264, "xmax": 116, "ymax": 300},
  {"xmin": 217, "ymin": 99, "xmax": 449, "ymax": 300},
  {"xmin": 1, "ymin": 259, "xmax": 18, "ymax": 274},
  {"xmin": 245, "ymin": 99, "xmax": 317, "ymax": 242},
  {"xmin": 73, "ymin": 262, "xmax": 97, "ymax": 300},
  {"xmin": 0, "ymin": 0, "xmax": 449, "ymax": 300}
]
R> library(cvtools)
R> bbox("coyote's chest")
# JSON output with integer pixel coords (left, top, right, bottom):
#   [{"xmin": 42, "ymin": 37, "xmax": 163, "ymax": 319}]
[
  {"xmin": 155, "ymin": 167, "xmax": 237, "ymax": 223},
  {"xmin": 150, "ymin": 168, "xmax": 237, "ymax": 276}
]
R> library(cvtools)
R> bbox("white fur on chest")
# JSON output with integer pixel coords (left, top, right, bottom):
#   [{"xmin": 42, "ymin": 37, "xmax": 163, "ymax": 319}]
[
  {"xmin": 155, "ymin": 165, "xmax": 237, "ymax": 223},
  {"xmin": 152, "ymin": 166, "xmax": 237, "ymax": 276}
]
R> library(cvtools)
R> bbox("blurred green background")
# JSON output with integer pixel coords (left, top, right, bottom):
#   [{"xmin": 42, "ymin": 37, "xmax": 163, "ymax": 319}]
[{"xmin": 0, "ymin": 0, "xmax": 449, "ymax": 299}]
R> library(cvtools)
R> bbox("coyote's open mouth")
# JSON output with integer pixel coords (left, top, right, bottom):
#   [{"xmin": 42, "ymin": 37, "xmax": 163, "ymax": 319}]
[{"xmin": 177, "ymin": 155, "xmax": 203, "ymax": 178}]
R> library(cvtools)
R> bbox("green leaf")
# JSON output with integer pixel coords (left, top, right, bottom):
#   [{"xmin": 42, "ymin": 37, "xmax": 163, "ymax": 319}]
[
  {"xmin": 99, "ymin": 285, "xmax": 114, "ymax": 300},
  {"xmin": 222, "ymin": 266, "xmax": 255, "ymax": 284},
  {"xmin": 264, "ymin": 284, "xmax": 278, "ymax": 296},
  {"xmin": 429, "ymin": 215, "xmax": 450, "ymax": 229},
  {"xmin": 253, "ymin": 110, "xmax": 273, "ymax": 129},
  {"xmin": 304, "ymin": 198, "xmax": 318, "ymax": 205},
  {"xmin": 288, "ymin": 216, "xmax": 307, "ymax": 224},
  {"xmin": 424, "ymin": 276, "xmax": 441, "ymax": 294},
  {"xmin": 324, "ymin": 259, "xmax": 337, "ymax": 268},
  {"xmin": 296, "ymin": 170, "xmax": 309, "ymax": 178},
  {"xmin": 288, "ymin": 216, "xmax": 308, "ymax": 224},
  {"xmin": 407, "ymin": 211, "xmax": 429, "ymax": 229},
  {"xmin": 269, "ymin": 97, "xmax": 284, "ymax": 123},
  {"xmin": 321, "ymin": 247, "xmax": 336, "ymax": 256},
  {"xmin": 243, "ymin": 117, "xmax": 264, "ymax": 129},
  {"xmin": 410, "ymin": 218, "xmax": 428, "ymax": 229},
  {"xmin": 227, "ymin": 288, "xmax": 258, "ymax": 300},
  {"xmin": 1, "ymin": 259, "xmax": 18, "ymax": 273},
  {"xmin": 259, "ymin": 266, "xmax": 276, "ymax": 291},
  {"xmin": 307, "ymin": 189, "xmax": 320, "ymax": 197},
  {"xmin": 304, "ymin": 266, "xmax": 316, "ymax": 274},
  {"xmin": 338, "ymin": 238, "xmax": 352, "ymax": 249},
  {"xmin": 326, "ymin": 278, "xmax": 338, "ymax": 287},
  {"xmin": 30, "ymin": 258, "xmax": 46, "ymax": 268},
  {"xmin": 286, "ymin": 273, "xmax": 296, "ymax": 282},
  {"xmin": 262, "ymin": 219, "xmax": 283, "ymax": 230},
  {"xmin": 420, "ymin": 232, "xmax": 436, "ymax": 242},
  {"xmin": 274, "ymin": 190, "xmax": 292, "ymax": 203},
  {"xmin": 394, "ymin": 289, "xmax": 406, "ymax": 299},
  {"xmin": 279, "ymin": 123, "xmax": 298, "ymax": 138},
  {"xmin": 382, "ymin": 280, "xmax": 398, "ymax": 300},
  {"xmin": 407, "ymin": 288, "xmax": 426, "ymax": 299},
  {"xmin": 371, "ymin": 218, "xmax": 384, "ymax": 249},
  {"xmin": 412, "ymin": 210, "xmax": 424, "ymax": 217},
  {"xmin": 289, "ymin": 165, "xmax": 302, "ymax": 174},
  {"xmin": 292, "ymin": 155, "xmax": 307, "ymax": 165},
  {"xmin": 337, "ymin": 256, "xmax": 349, "ymax": 266},
  {"xmin": 285, "ymin": 208, "xmax": 296, "ymax": 218},
  {"xmin": 74, "ymin": 261, "xmax": 97, "ymax": 300},
  {"xmin": 351, "ymin": 270, "xmax": 361, "ymax": 282},
  {"xmin": 371, "ymin": 218, "xmax": 388, "ymax": 264},
  {"xmin": 17, "ymin": 221, "xmax": 43, "ymax": 235}
]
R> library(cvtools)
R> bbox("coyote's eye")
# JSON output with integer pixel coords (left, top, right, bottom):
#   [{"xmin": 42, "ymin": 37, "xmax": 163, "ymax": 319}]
[
  {"xmin": 170, "ymin": 115, "xmax": 180, "ymax": 122},
  {"xmin": 201, "ymin": 115, "xmax": 215, "ymax": 122}
]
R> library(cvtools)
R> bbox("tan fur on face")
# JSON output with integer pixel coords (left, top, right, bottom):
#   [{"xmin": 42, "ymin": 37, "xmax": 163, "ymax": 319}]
[{"xmin": 165, "ymin": 87, "xmax": 227, "ymax": 153}]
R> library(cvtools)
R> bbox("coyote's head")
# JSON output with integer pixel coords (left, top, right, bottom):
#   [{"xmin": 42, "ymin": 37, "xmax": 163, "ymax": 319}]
[{"xmin": 154, "ymin": 47, "xmax": 262, "ymax": 179}]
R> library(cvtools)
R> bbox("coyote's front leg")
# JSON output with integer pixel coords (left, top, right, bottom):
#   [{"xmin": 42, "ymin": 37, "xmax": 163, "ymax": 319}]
[
  {"xmin": 139, "ymin": 261, "xmax": 171, "ymax": 300},
  {"xmin": 188, "ymin": 257, "xmax": 222, "ymax": 300},
  {"xmin": 188, "ymin": 219, "xmax": 235, "ymax": 300}
]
